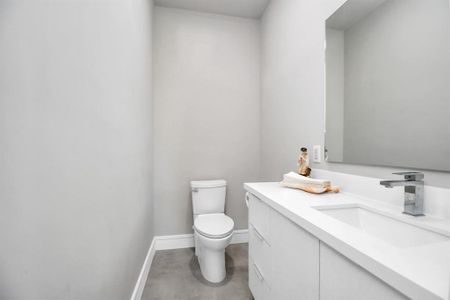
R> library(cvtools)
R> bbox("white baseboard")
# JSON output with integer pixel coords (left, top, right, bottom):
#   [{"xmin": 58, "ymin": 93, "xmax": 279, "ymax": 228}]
[
  {"xmin": 231, "ymin": 229, "xmax": 249, "ymax": 244},
  {"xmin": 130, "ymin": 238, "xmax": 156, "ymax": 300},
  {"xmin": 130, "ymin": 229, "xmax": 248, "ymax": 300},
  {"xmin": 154, "ymin": 233, "xmax": 195, "ymax": 250},
  {"xmin": 154, "ymin": 229, "xmax": 248, "ymax": 251}
]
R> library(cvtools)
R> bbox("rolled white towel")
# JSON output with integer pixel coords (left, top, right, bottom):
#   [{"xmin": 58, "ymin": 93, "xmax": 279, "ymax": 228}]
[
  {"xmin": 282, "ymin": 172, "xmax": 330, "ymax": 188},
  {"xmin": 280, "ymin": 172, "xmax": 339, "ymax": 194}
]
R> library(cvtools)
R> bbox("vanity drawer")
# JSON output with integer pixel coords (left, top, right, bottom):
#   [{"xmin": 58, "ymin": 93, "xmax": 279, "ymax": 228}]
[
  {"xmin": 249, "ymin": 257, "xmax": 270, "ymax": 300},
  {"xmin": 248, "ymin": 193, "xmax": 271, "ymax": 245},
  {"xmin": 249, "ymin": 224, "xmax": 271, "ymax": 278}
]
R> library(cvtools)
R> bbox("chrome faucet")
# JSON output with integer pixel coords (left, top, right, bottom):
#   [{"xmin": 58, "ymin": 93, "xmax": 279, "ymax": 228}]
[{"xmin": 380, "ymin": 172, "xmax": 424, "ymax": 216}]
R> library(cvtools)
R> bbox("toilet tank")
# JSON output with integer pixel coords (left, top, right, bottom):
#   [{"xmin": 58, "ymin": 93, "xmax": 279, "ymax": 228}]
[{"xmin": 191, "ymin": 180, "xmax": 227, "ymax": 215}]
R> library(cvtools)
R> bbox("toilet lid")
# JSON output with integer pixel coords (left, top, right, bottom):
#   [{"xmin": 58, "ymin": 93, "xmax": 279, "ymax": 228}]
[{"xmin": 194, "ymin": 214, "xmax": 234, "ymax": 239}]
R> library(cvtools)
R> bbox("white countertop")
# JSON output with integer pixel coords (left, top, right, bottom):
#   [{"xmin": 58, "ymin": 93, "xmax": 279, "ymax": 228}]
[{"xmin": 244, "ymin": 182, "xmax": 450, "ymax": 300}]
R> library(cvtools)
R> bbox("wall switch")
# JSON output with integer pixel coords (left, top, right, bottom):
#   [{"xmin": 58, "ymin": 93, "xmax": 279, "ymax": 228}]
[{"xmin": 313, "ymin": 145, "xmax": 322, "ymax": 163}]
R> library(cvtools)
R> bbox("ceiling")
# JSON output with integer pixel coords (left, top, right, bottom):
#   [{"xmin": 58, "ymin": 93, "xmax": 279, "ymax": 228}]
[
  {"xmin": 154, "ymin": 0, "xmax": 271, "ymax": 19},
  {"xmin": 327, "ymin": 0, "xmax": 388, "ymax": 30}
]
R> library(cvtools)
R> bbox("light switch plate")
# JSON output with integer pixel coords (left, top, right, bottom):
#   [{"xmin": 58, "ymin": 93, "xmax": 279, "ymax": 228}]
[{"xmin": 313, "ymin": 145, "xmax": 322, "ymax": 163}]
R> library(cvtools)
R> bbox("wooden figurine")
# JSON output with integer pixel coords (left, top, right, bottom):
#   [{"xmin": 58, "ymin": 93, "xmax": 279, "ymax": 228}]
[{"xmin": 297, "ymin": 147, "xmax": 312, "ymax": 177}]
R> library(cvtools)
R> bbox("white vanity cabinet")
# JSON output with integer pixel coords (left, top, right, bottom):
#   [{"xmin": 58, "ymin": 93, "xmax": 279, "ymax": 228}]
[
  {"xmin": 248, "ymin": 192, "xmax": 272, "ymax": 300},
  {"xmin": 248, "ymin": 193, "xmax": 320, "ymax": 300},
  {"xmin": 319, "ymin": 243, "xmax": 408, "ymax": 300},
  {"xmin": 247, "ymin": 192, "xmax": 408, "ymax": 300}
]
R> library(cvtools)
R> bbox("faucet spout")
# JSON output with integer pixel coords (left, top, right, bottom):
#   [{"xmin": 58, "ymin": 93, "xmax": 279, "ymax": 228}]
[
  {"xmin": 379, "ymin": 172, "xmax": 425, "ymax": 216},
  {"xmin": 380, "ymin": 180, "xmax": 423, "ymax": 188}
]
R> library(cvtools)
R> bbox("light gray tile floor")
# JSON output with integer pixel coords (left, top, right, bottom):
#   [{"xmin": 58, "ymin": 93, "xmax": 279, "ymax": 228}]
[{"xmin": 142, "ymin": 243, "xmax": 253, "ymax": 300}]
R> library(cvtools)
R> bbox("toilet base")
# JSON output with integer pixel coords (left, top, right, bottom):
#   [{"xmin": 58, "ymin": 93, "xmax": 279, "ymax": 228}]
[
  {"xmin": 194, "ymin": 230, "xmax": 233, "ymax": 283},
  {"xmin": 199, "ymin": 248, "xmax": 226, "ymax": 283}
]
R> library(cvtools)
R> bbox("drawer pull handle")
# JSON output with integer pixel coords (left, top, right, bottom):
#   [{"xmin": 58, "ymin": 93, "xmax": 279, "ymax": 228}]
[
  {"xmin": 252, "ymin": 225, "xmax": 264, "ymax": 242},
  {"xmin": 253, "ymin": 262, "xmax": 264, "ymax": 281},
  {"xmin": 245, "ymin": 192, "xmax": 250, "ymax": 208}
]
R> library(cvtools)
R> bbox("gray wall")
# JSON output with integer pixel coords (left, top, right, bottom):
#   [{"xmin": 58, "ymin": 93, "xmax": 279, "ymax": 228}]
[
  {"xmin": 342, "ymin": 0, "xmax": 450, "ymax": 171},
  {"xmin": 153, "ymin": 7, "xmax": 260, "ymax": 235},
  {"xmin": 260, "ymin": 0, "xmax": 450, "ymax": 188},
  {"xmin": 260, "ymin": 0, "xmax": 343, "ymax": 181},
  {"xmin": 0, "ymin": 0, "xmax": 154, "ymax": 299}
]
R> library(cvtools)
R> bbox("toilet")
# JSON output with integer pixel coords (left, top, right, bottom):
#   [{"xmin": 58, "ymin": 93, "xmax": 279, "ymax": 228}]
[{"xmin": 191, "ymin": 180, "xmax": 234, "ymax": 283}]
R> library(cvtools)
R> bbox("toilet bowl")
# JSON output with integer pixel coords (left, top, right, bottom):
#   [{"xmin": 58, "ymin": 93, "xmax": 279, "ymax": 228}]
[
  {"xmin": 194, "ymin": 213, "xmax": 234, "ymax": 282},
  {"xmin": 194, "ymin": 215, "xmax": 234, "ymax": 282},
  {"xmin": 191, "ymin": 180, "xmax": 234, "ymax": 283}
]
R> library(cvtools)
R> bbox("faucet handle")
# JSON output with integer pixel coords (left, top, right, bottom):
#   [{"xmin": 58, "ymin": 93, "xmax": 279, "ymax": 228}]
[{"xmin": 393, "ymin": 171, "xmax": 424, "ymax": 181}]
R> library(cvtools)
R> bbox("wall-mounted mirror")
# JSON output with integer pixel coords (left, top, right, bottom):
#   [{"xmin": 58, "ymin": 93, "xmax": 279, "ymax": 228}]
[{"xmin": 325, "ymin": 0, "xmax": 450, "ymax": 171}]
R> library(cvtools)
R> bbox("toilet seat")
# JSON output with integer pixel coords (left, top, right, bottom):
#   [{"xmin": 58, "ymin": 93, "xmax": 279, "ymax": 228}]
[{"xmin": 194, "ymin": 213, "xmax": 234, "ymax": 239}]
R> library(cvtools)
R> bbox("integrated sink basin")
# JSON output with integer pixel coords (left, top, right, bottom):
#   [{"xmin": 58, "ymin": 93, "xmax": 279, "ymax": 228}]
[{"xmin": 315, "ymin": 206, "xmax": 449, "ymax": 248}]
